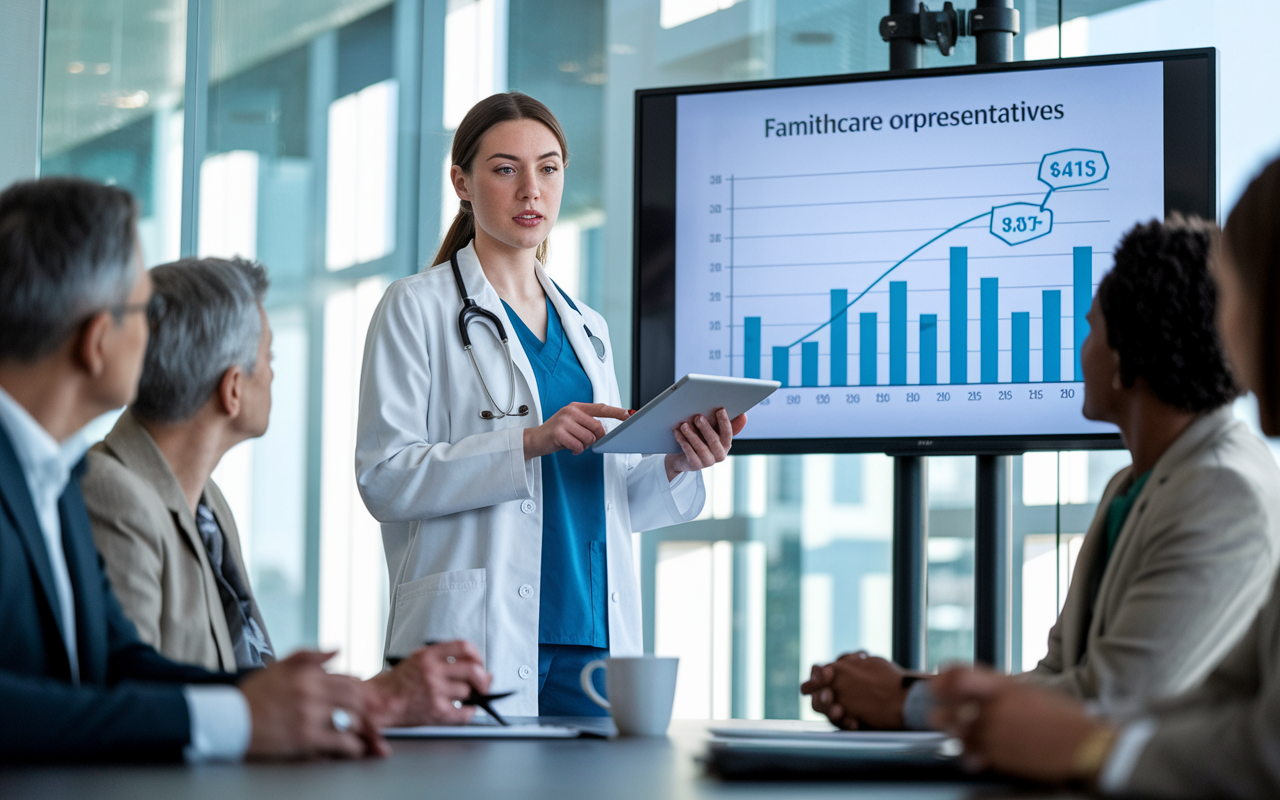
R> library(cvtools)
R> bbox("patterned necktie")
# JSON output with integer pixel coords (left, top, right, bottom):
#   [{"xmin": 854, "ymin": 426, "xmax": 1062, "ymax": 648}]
[{"xmin": 195, "ymin": 502, "xmax": 273, "ymax": 669}]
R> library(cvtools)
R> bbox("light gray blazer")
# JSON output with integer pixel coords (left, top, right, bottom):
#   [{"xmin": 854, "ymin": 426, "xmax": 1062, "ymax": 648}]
[
  {"xmin": 80, "ymin": 410, "xmax": 271, "ymax": 673},
  {"xmin": 1125, "ymin": 564, "xmax": 1280, "ymax": 797},
  {"xmin": 1019, "ymin": 406, "xmax": 1280, "ymax": 714}
]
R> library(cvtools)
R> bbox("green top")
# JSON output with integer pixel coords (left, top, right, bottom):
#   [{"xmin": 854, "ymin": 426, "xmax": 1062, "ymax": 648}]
[{"xmin": 1105, "ymin": 469, "xmax": 1152, "ymax": 559}]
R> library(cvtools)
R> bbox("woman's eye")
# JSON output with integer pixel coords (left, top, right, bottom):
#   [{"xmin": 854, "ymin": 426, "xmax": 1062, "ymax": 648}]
[
  {"xmin": 497, "ymin": 165, "xmax": 515, "ymax": 174},
  {"xmin": 542, "ymin": 165, "xmax": 558, "ymax": 174}
]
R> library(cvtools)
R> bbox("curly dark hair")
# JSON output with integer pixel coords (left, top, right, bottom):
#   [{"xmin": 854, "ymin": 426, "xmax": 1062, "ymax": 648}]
[{"xmin": 1096, "ymin": 215, "xmax": 1239, "ymax": 412}]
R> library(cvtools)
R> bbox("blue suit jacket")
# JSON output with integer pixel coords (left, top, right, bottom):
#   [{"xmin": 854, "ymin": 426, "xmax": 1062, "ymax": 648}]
[{"xmin": 0, "ymin": 422, "xmax": 238, "ymax": 761}]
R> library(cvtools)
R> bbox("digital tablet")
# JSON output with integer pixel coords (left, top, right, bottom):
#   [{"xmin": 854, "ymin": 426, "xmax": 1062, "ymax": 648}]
[{"xmin": 592, "ymin": 373, "xmax": 779, "ymax": 454}]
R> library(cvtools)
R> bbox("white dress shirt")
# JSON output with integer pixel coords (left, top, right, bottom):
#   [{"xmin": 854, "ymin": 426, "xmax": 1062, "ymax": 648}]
[{"xmin": 0, "ymin": 387, "xmax": 250, "ymax": 761}]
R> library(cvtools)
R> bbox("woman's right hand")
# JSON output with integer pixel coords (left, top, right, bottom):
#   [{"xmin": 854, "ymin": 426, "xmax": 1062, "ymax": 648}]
[{"xmin": 523, "ymin": 402, "xmax": 629, "ymax": 459}]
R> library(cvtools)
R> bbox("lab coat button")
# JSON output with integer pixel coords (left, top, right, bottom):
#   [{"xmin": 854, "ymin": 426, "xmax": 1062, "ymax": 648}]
[
  {"xmin": 610, "ymin": 591, "xmax": 619, "ymax": 603},
  {"xmin": 521, "ymin": 499, "xmax": 536, "ymax": 514},
  {"xmin": 519, "ymin": 665, "xmax": 532, "ymax": 680},
  {"xmin": 606, "ymin": 502, "xmax": 613, "ymax": 511},
  {"xmin": 519, "ymin": 583, "xmax": 533, "ymax": 598}
]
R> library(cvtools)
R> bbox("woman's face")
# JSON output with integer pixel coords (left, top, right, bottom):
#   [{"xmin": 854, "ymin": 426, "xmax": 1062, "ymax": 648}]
[
  {"xmin": 1212, "ymin": 249, "xmax": 1260, "ymax": 396},
  {"xmin": 452, "ymin": 119, "xmax": 564, "ymax": 254}
]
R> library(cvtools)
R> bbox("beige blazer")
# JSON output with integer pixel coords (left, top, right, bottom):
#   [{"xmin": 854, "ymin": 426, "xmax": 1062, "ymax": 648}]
[
  {"xmin": 1125, "ymin": 564, "xmax": 1280, "ymax": 797},
  {"xmin": 80, "ymin": 409, "xmax": 271, "ymax": 672},
  {"xmin": 1019, "ymin": 407, "xmax": 1280, "ymax": 713}
]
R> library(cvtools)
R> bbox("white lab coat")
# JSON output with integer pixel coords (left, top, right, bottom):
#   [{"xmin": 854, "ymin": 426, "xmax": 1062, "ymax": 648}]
[{"xmin": 355, "ymin": 241, "xmax": 705, "ymax": 714}]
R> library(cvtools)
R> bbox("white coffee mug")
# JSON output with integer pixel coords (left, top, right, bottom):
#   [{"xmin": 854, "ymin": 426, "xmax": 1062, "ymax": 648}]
[{"xmin": 579, "ymin": 656, "xmax": 679, "ymax": 736}]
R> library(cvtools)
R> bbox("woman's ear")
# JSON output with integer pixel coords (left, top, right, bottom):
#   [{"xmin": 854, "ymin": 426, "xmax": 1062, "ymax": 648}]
[{"xmin": 451, "ymin": 164, "xmax": 471, "ymax": 202}]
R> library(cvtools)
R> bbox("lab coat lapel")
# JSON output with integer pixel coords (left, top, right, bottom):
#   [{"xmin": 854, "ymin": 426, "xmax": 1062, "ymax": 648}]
[
  {"xmin": 455, "ymin": 243, "xmax": 543, "ymax": 423},
  {"xmin": 538, "ymin": 264, "xmax": 607, "ymax": 403}
]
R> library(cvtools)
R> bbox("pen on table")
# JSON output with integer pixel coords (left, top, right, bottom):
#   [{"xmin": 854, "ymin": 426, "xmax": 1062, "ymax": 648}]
[{"xmin": 385, "ymin": 641, "xmax": 512, "ymax": 726}]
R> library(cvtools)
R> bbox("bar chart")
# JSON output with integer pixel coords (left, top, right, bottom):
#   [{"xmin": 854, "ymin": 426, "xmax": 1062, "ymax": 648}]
[{"xmin": 743, "ymin": 243, "xmax": 1093, "ymax": 388}]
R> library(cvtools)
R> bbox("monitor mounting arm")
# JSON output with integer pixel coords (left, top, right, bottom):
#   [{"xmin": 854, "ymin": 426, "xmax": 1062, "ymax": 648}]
[{"xmin": 880, "ymin": 1, "xmax": 1019, "ymax": 64}]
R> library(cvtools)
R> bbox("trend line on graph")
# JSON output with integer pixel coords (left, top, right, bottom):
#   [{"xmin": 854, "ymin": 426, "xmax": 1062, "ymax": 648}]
[
  {"xmin": 784, "ymin": 211, "xmax": 990, "ymax": 347},
  {"xmin": 775, "ymin": 149, "xmax": 1108, "ymax": 349}
]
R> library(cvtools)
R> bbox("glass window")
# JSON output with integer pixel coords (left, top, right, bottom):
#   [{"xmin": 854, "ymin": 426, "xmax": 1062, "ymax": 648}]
[{"xmin": 42, "ymin": 0, "xmax": 188, "ymax": 268}]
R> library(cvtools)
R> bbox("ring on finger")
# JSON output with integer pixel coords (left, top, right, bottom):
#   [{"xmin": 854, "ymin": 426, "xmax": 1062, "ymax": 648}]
[
  {"xmin": 331, "ymin": 708, "xmax": 353, "ymax": 733},
  {"xmin": 453, "ymin": 700, "xmax": 463, "ymax": 709},
  {"xmin": 446, "ymin": 655, "xmax": 456, "ymax": 664}
]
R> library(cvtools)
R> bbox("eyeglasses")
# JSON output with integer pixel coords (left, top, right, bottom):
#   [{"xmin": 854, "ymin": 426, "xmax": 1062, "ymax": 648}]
[{"xmin": 106, "ymin": 301, "xmax": 149, "ymax": 320}]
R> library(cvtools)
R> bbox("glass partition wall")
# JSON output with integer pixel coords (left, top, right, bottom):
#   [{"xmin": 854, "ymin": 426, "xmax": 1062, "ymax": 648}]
[{"xmin": 38, "ymin": 0, "xmax": 1280, "ymax": 709}]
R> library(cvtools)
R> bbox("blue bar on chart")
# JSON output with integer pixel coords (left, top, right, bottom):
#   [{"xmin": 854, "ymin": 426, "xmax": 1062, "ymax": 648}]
[
  {"xmin": 1074, "ymin": 246, "xmax": 1091, "ymax": 381},
  {"xmin": 772, "ymin": 346, "xmax": 789, "ymax": 387},
  {"xmin": 950, "ymin": 247, "xmax": 967, "ymax": 385},
  {"xmin": 1012, "ymin": 312, "xmax": 1030, "ymax": 383},
  {"xmin": 860, "ymin": 313, "xmax": 877, "ymax": 386},
  {"xmin": 830, "ymin": 289, "xmax": 848, "ymax": 386},
  {"xmin": 744, "ymin": 317, "xmax": 761, "ymax": 379},
  {"xmin": 920, "ymin": 314, "xmax": 938, "ymax": 385},
  {"xmin": 981, "ymin": 277, "xmax": 998, "ymax": 384},
  {"xmin": 801, "ymin": 342, "xmax": 819, "ymax": 387},
  {"xmin": 1042, "ymin": 291, "xmax": 1061, "ymax": 382},
  {"xmin": 890, "ymin": 281, "xmax": 907, "ymax": 385}
]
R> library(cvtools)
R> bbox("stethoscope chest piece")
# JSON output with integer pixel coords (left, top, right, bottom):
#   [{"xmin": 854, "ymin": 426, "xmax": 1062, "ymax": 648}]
[{"xmin": 480, "ymin": 405, "xmax": 529, "ymax": 421}]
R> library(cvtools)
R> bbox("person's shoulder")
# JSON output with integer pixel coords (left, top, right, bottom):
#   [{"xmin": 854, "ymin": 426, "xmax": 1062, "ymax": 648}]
[
  {"xmin": 82, "ymin": 448, "xmax": 170, "ymax": 530},
  {"xmin": 1194, "ymin": 416, "xmax": 1280, "ymax": 487},
  {"xmin": 376, "ymin": 264, "xmax": 457, "ymax": 321}
]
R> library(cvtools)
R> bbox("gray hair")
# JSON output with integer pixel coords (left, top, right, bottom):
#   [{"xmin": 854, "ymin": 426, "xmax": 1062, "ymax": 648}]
[
  {"xmin": 131, "ymin": 257, "xmax": 270, "ymax": 423},
  {"xmin": 0, "ymin": 177, "xmax": 139, "ymax": 361}
]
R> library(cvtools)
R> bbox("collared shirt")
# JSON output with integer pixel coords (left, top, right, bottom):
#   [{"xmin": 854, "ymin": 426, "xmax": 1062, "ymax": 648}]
[
  {"xmin": 0, "ymin": 386, "xmax": 249, "ymax": 762},
  {"xmin": 0, "ymin": 385, "xmax": 86, "ymax": 684},
  {"xmin": 1104, "ymin": 470, "xmax": 1152, "ymax": 562}
]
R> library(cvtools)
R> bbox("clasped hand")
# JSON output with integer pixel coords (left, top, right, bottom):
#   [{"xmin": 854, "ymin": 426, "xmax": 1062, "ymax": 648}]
[
  {"xmin": 800, "ymin": 651, "xmax": 913, "ymax": 730},
  {"xmin": 521, "ymin": 402, "xmax": 747, "ymax": 481}
]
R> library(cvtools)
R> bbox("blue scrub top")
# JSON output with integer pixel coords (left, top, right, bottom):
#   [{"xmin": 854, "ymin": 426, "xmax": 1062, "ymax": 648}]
[{"xmin": 503, "ymin": 296, "xmax": 609, "ymax": 648}]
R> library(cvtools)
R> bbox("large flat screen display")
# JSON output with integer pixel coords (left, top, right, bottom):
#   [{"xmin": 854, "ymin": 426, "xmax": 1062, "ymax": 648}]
[{"xmin": 633, "ymin": 50, "xmax": 1216, "ymax": 454}]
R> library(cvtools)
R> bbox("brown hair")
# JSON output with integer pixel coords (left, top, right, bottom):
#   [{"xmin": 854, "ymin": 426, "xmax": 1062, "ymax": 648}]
[
  {"xmin": 431, "ymin": 92, "xmax": 569, "ymax": 268},
  {"xmin": 1220, "ymin": 156, "xmax": 1280, "ymax": 434}
]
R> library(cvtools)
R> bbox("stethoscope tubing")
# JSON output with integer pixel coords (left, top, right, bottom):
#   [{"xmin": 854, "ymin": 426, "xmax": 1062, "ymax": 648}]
[{"xmin": 449, "ymin": 250, "xmax": 604, "ymax": 421}]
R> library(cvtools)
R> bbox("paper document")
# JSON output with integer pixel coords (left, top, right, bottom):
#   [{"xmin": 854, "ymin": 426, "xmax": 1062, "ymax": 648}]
[
  {"xmin": 384, "ymin": 723, "xmax": 580, "ymax": 739},
  {"xmin": 710, "ymin": 725, "xmax": 947, "ymax": 746}
]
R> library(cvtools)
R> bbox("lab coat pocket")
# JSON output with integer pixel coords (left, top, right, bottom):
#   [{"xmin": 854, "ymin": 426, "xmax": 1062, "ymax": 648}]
[{"xmin": 389, "ymin": 568, "xmax": 487, "ymax": 660}]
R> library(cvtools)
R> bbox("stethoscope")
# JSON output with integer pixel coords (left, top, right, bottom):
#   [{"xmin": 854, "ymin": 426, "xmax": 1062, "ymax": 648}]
[{"xmin": 450, "ymin": 251, "xmax": 606, "ymax": 421}]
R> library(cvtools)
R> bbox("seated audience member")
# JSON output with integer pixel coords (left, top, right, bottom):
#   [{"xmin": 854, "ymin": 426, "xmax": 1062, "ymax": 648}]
[
  {"xmin": 931, "ymin": 155, "xmax": 1280, "ymax": 798},
  {"xmin": 82, "ymin": 255, "xmax": 488, "ymax": 727},
  {"xmin": 0, "ymin": 177, "xmax": 481, "ymax": 762},
  {"xmin": 802, "ymin": 215, "xmax": 1280, "ymax": 730}
]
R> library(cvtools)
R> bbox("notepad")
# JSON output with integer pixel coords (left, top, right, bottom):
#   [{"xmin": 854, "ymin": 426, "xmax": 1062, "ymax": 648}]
[{"xmin": 383, "ymin": 723, "xmax": 580, "ymax": 739}]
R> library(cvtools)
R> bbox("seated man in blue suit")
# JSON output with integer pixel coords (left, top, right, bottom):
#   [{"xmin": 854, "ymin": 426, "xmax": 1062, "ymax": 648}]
[{"xmin": 0, "ymin": 176, "xmax": 488, "ymax": 762}]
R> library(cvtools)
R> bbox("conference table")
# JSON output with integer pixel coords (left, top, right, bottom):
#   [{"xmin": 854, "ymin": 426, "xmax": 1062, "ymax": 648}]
[{"xmin": 0, "ymin": 719, "xmax": 1079, "ymax": 799}]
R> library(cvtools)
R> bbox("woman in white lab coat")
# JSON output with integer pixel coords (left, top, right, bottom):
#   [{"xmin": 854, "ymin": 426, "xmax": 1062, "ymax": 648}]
[{"xmin": 355, "ymin": 92, "xmax": 745, "ymax": 716}]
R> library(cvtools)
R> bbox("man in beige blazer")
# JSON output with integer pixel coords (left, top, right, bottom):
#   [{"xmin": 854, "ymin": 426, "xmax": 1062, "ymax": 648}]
[
  {"xmin": 85, "ymin": 409, "xmax": 261, "ymax": 672},
  {"xmin": 801, "ymin": 216, "xmax": 1280, "ymax": 728},
  {"xmin": 83, "ymin": 256, "xmax": 493, "ymax": 728}
]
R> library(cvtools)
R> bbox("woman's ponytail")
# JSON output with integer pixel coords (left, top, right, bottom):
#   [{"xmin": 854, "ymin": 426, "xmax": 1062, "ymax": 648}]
[{"xmin": 432, "ymin": 200, "xmax": 478, "ymax": 267}]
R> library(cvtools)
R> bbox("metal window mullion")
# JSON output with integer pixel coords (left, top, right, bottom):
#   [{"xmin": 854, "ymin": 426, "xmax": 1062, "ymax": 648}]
[
  {"xmin": 300, "ymin": 30, "xmax": 337, "ymax": 646},
  {"xmin": 178, "ymin": 0, "xmax": 211, "ymax": 257}
]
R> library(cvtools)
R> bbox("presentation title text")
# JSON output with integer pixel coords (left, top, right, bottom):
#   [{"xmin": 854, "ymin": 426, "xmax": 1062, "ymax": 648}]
[{"xmin": 763, "ymin": 101, "xmax": 1066, "ymax": 137}]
